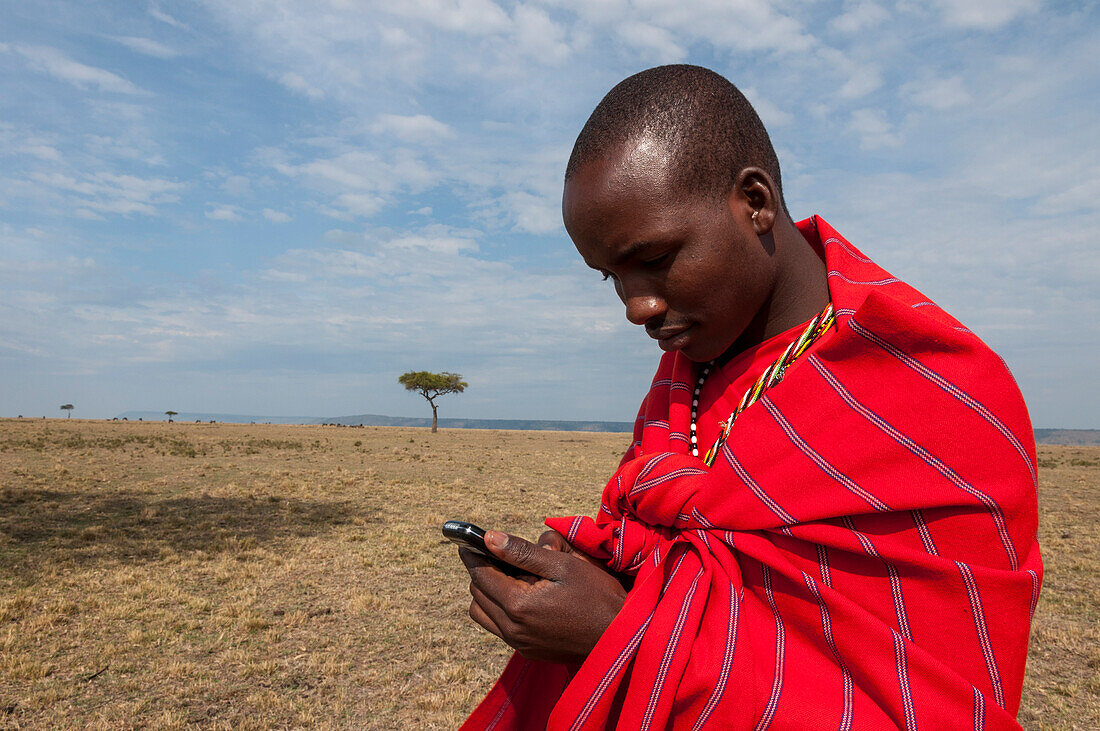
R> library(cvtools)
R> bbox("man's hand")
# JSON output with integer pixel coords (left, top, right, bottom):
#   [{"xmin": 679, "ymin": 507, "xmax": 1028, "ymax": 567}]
[{"xmin": 460, "ymin": 529, "xmax": 627, "ymax": 664}]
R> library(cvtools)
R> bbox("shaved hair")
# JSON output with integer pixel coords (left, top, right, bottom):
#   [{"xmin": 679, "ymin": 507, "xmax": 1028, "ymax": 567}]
[{"xmin": 565, "ymin": 65, "xmax": 784, "ymax": 206}]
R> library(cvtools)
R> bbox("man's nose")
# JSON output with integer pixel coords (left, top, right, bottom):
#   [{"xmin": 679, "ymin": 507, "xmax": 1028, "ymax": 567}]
[{"xmin": 624, "ymin": 293, "xmax": 666, "ymax": 326}]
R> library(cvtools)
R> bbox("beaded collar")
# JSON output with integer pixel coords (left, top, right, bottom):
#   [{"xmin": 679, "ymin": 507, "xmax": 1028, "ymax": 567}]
[{"xmin": 690, "ymin": 302, "xmax": 835, "ymax": 466}]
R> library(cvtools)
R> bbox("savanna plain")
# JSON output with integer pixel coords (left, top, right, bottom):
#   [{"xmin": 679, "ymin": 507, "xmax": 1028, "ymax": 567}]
[{"xmin": 0, "ymin": 419, "xmax": 1096, "ymax": 729}]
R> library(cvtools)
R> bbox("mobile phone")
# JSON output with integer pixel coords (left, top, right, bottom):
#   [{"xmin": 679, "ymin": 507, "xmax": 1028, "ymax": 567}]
[{"xmin": 442, "ymin": 520, "xmax": 532, "ymax": 577}]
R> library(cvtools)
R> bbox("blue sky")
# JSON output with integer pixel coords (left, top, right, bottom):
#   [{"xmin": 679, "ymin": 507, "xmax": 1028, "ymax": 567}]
[{"xmin": 1, "ymin": 1, "xmax": 1096, "ymax": 428}]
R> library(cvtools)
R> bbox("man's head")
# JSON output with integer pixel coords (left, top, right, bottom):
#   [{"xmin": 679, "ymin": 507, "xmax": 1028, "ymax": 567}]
[
  {"xmin": 563, "ymin": 65, "xmax": 801, "ymax": 363},
  {"xmin": 565, "ymin": 65, "xmax": 784, "ymax": 208}
]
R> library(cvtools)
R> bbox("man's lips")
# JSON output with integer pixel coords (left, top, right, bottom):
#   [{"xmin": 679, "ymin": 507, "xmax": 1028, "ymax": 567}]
[{"xmin": 649, "ymin": 323, "xmax": 693, "ymax": 350}]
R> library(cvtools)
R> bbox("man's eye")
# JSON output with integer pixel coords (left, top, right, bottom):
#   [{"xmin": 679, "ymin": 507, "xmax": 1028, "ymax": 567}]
[{"xmin": 642, "ymin": 253, "xmax": 669, "ymax": 269}]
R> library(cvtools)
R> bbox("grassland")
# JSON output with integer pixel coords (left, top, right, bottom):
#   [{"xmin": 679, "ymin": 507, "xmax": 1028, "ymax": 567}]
[{"xmin": 0, "ymin": 419, "xmax": 1096, "ymax": 729}]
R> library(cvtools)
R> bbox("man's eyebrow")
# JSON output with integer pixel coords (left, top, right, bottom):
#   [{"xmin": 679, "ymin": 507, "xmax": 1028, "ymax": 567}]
[{"xmin": 609, "ymin": 239, "xmax": 662, "ymax": 266}]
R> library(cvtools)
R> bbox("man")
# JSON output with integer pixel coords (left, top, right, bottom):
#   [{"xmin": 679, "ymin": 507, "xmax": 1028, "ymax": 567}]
[{"xmin": 458, "ymin": 65, "xmax": 1041, "ymax": 729}]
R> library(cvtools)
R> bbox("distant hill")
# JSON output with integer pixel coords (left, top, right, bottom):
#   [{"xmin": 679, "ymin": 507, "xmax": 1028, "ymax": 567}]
[
  {"xmin": 114, "ymin": 412, "xmax": 1099, "ymax": 443},
  {"xmin": 1034, "ymin": 429, "xmax": 1100, "ymax": 446},
  {"xmin": 116, "ymin": 411, "xmax": 320, "ymax": 425},
  {"xmin": 318, "ymin": 414, "xmax": 635, "ymax": 432},
  {"xmin": 115, "ymin": 411, "xmax": 635, "ymax": 433}
]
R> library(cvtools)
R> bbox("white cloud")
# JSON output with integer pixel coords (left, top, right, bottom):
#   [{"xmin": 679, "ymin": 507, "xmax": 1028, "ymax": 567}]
[
  {"xmin": 743, "ymin": 87, "xmax": 793, "ymax": 127},
  {"xmin": 829, "ymin": 1, "xmax": 890, "ymax": 34},
  {"xmin": 617, "ymin": 21, "xmax": 687, "ymax": 62},
  {"xmin": 849, "ymin": 108, "xmax": 901, "ymax": 149},
  {"xmin": 27, "ymin": 171, "xmax": 183, "ymax": 216},
  {"xmin": 838, "ymin": 64, "xmax": 882, "ymax": 99},
  {"xmin": 901, "ymin": 76, "xmax": 972, "ymax": 110},
  {"xmin": 221, "ymin": 174, "xmax": 251, "ymax": 197},
  {"xmin": 78, "ymin": 100, "xmax": 167, "ymax": 166},
  {"xmin": 73, "ymin": 208, "xmax": 107, "ymax": 221},
  {"xmin": 512, "ymin": 5, "xmax": 572, "ymax": 65},
  {"xmin": 279, "ymin": 71, "xmax": 323, "ymax": 100},
  {"xmin": 262, "ymin": 208, "xmax": 292, "ymax": 223},
  {"xmin": 387, "ymin": 0, "xmax": 511, "ymax": 35},
  {"xmin": 331, "ymin": 192, "xmax": 386, "ymax": 218},
  {"xmin": 370, "ymin": 114, "xmax": 455, "ymax": 144},
  {"xmin": 1033, "ymin": 174, "xmax": 1100, "ymax": 217},
  {"xmin": 242, "ymin": 227, "xmax": 622, "ymax": 364},
  {"xmin": 197, "ymin": 0, "xmax": 816, "ymax": 112},
  {"xmin": 278, "ymin": 150, "xmax": 430, "ymax": 193},
  {"xmin": 379, "ymin": 25, "xmax": 416, "ymax": 48},
  {"xmin": 20, "ymin": 144, "xmax": 62, "ymax": 161},
  {"xmin": 561, "ymin": 0, "xmax": 815, "ymax": 55},
  {"xmin": 149, "ymin": 7, "xmax": 189, "ymax": 29},
  {"xmin": 111, "ymin": 36, "xmax": 181, "ymax": 59},
  {"xmin": 935, "ymin": 0, "xmax": 1040, "ymax": 29},
  {"xmin": 272, "ymin": 146, "xmax": 438, "ymax": 219},
  {"xmin": 9, "ymin": 44, "xmax": 143, "ymax": 94},
  {"xmin": 387, "ymin": 225, "xmax": 479, "ymax": 254},
  {"xmin": 205, "ymin": 204, "xmax": 244, "ymax": 221},
  {"xmin": 813, "ymin": 46, "xmax": 883, "ymax": 100},
  {"xmin": 502, "ymin": 191, "xmax": 562, "ymax": 234}
]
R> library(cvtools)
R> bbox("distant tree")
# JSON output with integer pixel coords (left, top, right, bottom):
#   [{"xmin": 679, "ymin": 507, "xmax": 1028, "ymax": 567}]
[
  {"xmin": 165, "ymin": 410, "xmax": 178, "ymax": 423},
  {"xmin": 60, "ymin": 404, "xmax": 74, "ymax": 418},
  {"xmin": 398, "ymin": 371, "xmax": 467, "ymax": 433}
]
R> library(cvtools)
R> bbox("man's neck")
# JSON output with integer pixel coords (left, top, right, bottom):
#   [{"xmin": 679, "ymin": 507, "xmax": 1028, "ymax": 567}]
[{"xmin": 718, "ymin": 215, "xmax": 829, "ymax": 364}]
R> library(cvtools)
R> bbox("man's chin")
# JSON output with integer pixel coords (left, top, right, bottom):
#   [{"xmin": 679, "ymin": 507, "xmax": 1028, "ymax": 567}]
[
  {"xmin": 673, "ymin": 341, "xmax": 720, "ymax": 363},
  {"xmin": 675, "ymin": 334, "xmax": 744, "ymax": 364}
]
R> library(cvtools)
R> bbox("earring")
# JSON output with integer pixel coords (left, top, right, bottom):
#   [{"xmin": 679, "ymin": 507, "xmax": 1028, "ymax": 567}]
[{"xmin": 752, "ymin": 211, "xmax": 759, "ymax": 222}]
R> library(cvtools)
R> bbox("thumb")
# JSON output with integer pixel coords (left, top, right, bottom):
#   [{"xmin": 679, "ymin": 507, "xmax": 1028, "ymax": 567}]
[{"xmin": 485, "ymin": 530, "xmax": 560, "ymax": 579}]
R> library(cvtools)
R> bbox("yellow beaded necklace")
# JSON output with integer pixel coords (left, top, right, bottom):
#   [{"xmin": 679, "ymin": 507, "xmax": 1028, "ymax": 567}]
[{"xmin": 693, "ymin": 302, "xmax": 836, "ymax": 467}]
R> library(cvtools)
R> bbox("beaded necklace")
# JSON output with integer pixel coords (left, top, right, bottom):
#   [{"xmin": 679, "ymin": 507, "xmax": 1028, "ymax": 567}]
[{"xmin": 691, "ymin": 302, "xmax": 835, "ymax": 466}]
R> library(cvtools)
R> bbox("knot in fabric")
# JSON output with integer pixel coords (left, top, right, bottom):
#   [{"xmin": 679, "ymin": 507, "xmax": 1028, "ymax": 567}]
[{"xmin": 546, "ymin": 452, "xmax": 715, "ymax": 577}]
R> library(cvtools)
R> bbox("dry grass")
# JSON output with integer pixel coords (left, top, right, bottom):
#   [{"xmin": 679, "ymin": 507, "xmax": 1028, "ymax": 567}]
[
  {"xmin": 0, "ymin": 419, "xmax": 1095, "ymax": 729},
  {"xmin": 1018, "ymin": 446, "xmax": 1100, "ymax": 730}
]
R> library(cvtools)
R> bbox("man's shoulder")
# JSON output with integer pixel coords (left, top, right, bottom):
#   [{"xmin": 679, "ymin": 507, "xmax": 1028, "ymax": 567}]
[
  {"xmin": 813, "ymin": 217, "xmax": 1031, "ymax": 443},
  {"xmin": 827, "ymin": 265, "xmax": 1019, "ymax": 405},
  {"xmin": 813, "ymin": 216, "xmax": 988, "ymax": 353}
]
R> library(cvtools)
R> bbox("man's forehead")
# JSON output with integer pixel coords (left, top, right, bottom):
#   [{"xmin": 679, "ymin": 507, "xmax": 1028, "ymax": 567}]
[
  {"xmin": 599, "ymin": 135, "xmax": 677, "ymax": 184},
  {"xmin": 567, "ymin": 135, "xmax": 679, "ymax": 199}
]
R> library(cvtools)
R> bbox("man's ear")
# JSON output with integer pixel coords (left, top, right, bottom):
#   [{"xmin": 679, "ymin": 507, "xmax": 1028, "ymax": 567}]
[{"xmin": 730, "ymin": 167, "xmax": 779, "ymax": 235}]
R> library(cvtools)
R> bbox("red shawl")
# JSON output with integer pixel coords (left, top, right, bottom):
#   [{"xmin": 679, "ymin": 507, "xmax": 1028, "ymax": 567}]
[{"xmin": 462, "ymin": 217, "xmax": 1041, "ymax": 730}]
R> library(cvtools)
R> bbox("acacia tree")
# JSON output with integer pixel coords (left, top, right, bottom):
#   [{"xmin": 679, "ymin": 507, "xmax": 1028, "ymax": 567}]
[
  {"xmin": 398, "ymin": 371, "xmax": 467, "ymax": 433},
  {"xmin": 165, "ymin": 410, "xmax": 177, "ymax": 423},
  {"xmin": 60, "ymin": 404, "xmax": 74, "ymax": 418}
]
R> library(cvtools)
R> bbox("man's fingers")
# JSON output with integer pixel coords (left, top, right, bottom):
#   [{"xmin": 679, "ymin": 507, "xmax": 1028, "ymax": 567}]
[
  {"xmin": 537, "ymin": 529, "xmax": 569, "ymax": 551},
  {"xmin": 535, "ymin": 529, "xmax": 606, "ymax": 569},
  {"xmin": 461, "ymin": 548, "xmax": 521, "ymax": 634},
  {"xmin": 458, "ymin": 546, "xmax": 492, "ymax": 572},
  {"xmin": 484, "ymin": 531, "xmax": 560, "ymax": 579},
  {"xmin": 470, "ymin": 580, "xmax": 518, "ymax": 628},
  {"xmin": 468, "ymin": 597, "xmax": 504, "ymax": 640}
]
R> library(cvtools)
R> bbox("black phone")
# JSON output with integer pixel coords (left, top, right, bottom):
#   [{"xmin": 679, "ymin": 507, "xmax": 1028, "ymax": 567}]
[{"xmin": 442, "ymin": 520, "xmax": 532, "ymax": 577}]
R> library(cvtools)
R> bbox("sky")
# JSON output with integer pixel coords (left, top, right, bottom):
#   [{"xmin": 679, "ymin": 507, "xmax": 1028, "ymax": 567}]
[{"xmin": 0, "ymin": 0, "xmax": 1097, "ymax": 428}]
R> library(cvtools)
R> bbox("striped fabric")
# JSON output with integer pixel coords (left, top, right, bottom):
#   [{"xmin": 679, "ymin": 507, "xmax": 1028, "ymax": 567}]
[{"xmin": 461, "ymin": 217, "xmax": 1041, "ymax": 730}]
